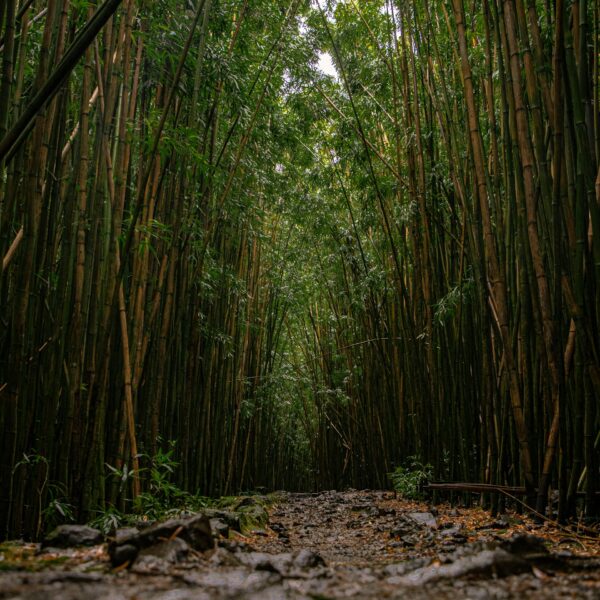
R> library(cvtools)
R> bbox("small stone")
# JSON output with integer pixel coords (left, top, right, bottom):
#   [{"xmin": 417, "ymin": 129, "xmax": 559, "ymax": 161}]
[
  {"xmin": 293, "ymin": 548, "xmax": 325, "ymax": 569},
  {"xmin": 139, "ymin": 538, "xmax": 190, "ymax": 563},
  {"xmin": 366, "ymin": 506, "xmax": 384, "ymax": 517},
  {"xmin": 217, "ymin": 539, "xmax": 253, "ymax": 554},
  {"xmin": 202, "ymin": 509, "xmax": 241, "ymax": 532},
  {"xmin": 480, "ymin": 518, "xmax": 509, "ymax": 530},
  {"xmin": 130, "ymin": 554, "xmax": 171, "ymax": 574},
  {"xmin": 440, "ymin": 525, "xmax": 465, "ymax": 541},
  {"xmin": 389, "ymin": 527, "xmax": 407, "ymax": 538},
  {"xmin": 270, "ymin": 522, "xmax": 287, "ymax": 534},
  {"xmin": 209, "ymin": 546, "xmax": 242, "ymax": 567},
  {"xmin": 239, "ymin": 552, "xmax": 280, "ymax": 572},
  {"xmin": 500, "ymin": 534, "xmax": 548, "ymax": 559},
  {"xmin": 452, "ymin": 534, "xmax": 468, "ymax": 544},
  {"xmin": 235, "ymin": 496, "xmax": 268, "ymax": 509},
  {"xmin": 251, "ymin": 529, "xmax": 269, "ymax": 537},
  {"xmin": 407, "ymin": 512, "xmax": 438, "ymax": 529},
  {"xmin": 210, "ymin": 518, "xmax": 229, "ymax": 538},
  {"xmin": 384, "ymin": 557, "xmax": 432, "ymax": 577}
]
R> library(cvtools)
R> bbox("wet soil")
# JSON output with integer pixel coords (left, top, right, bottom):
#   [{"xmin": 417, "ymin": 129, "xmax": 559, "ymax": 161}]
[{"xmin": 1, "ymin": 490, "xmax": 599, "ymax": 599}]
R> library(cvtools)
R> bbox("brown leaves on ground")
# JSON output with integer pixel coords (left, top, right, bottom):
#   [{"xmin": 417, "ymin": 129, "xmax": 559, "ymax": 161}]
[
  {"xmin": 1, "ymin": 490, "xmax": 599, "ymax": 599},
  {"xmin": 251, "ymin": 490, "xmax": 600, "ymax": 565}
]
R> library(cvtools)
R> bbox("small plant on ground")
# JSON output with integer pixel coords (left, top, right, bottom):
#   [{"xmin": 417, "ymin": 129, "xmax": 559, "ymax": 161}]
[
  {"xmin": 88, "ymin": 507, "xmax": 125, "ymax": 535},
  {"xmin": 388, "ymin": 456, "xmax": 433, "ymax": 500},
  {"xmin": 102, "ymin": 441, "xmax": 218, "ymax": 523},
  {"xmin": 41, "ymin": 484, "xmax": 75, "ymax": 530},
  {"xmin": 134, "ymin": 440, "xmax": 192, "ymax": 518},
  {"xmin": 13, "ymin": 453, "xmax": 75, "ymax": 536}
]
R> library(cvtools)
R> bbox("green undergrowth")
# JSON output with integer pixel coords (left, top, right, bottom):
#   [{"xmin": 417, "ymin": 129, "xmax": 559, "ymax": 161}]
[
  {"xmin": 48, "ymin": 443, "xmax": 279, "ymax": 536},
  {"xmin": 388, "ymin": 457, "xmax": 433, "ymax": 500},
  {"xmin": 87, "ymin": 491, "xmax": 278, "ymax": 536}
]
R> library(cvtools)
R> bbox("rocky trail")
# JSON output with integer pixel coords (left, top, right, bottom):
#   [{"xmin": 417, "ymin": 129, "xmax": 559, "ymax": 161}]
[{"xmin": 1, "ymin": 490, "xmax": 599, "ymax": 599}]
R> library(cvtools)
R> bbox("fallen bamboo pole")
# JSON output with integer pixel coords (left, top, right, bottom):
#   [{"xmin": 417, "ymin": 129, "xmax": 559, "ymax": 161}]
[{"xmin": 424, "ymin": 482, "xmax": 599, "ymax": 498}]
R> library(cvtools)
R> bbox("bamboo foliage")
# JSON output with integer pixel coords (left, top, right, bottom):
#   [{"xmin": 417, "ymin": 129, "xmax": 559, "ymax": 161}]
[
  {"xmin": 292, "ymin": 0, "xmax": 598, "ymax": 520},
  {"xmin": 0, "ymin": 0, "xmax": 306, "ymax": 539},
  {"xmin": 0, "ymin": 0, "xmax": 599, "ymax": 540}
]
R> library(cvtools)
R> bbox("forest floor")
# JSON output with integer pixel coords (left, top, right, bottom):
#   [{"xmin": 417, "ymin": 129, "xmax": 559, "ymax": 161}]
[{"xmin": 1, "ymin": 490, "xmax": 600, "ymax": 598}]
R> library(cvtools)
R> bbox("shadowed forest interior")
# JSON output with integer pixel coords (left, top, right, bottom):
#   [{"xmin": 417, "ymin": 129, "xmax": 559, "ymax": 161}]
[{"xmin": 0, "ymin": 0, "xmax": 599, "ymax": 541}]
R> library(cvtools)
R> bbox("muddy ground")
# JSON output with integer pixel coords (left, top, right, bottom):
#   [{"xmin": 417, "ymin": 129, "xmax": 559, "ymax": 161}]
[{"xmin": 1, "ymin": 490, "xmax": 599, "ymax": 599}]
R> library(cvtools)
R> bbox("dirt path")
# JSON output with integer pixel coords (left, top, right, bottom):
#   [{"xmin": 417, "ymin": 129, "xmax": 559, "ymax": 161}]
[{"xmin": 1, "ymin": 490, "xmax": 599, "ymax": 598}]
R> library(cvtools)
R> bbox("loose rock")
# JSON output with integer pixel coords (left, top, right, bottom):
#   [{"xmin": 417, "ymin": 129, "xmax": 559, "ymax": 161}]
[
  {"xmin": 209, "ymin": 518, "xmax": 230, "ymax": 538},
  {"xmin": 3, "ymin": 490, "xmax": 600, "ymax": 599},
  {"xmin": 108, "ymin": 513, "xmax": 213, "ymax": 566},
  {"xmin": 138, "ymin": 537, "xmax": 190, "ymax": 563},
  {"xmin": 42, "ymin": 525, "xmax": 103, "ymax": 548},
  {"xmin": 407, "ymin": 512, "xmax": 438, "ymax": 529},
  {"xmin": 391, "ymin": 547, "xmax": 530, "ymax": 586}
]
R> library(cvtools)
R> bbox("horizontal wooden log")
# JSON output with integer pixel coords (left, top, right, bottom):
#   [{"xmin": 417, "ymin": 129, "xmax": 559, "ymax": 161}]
[
  {"xmin": 424, "ymin": 482, "xmax": 599, "ymax": 497},
  {"xmin": 425, "ymin": 482, "xmax": 528, "ymax": 495}
]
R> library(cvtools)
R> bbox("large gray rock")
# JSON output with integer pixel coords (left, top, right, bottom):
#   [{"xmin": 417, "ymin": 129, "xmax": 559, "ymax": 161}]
[
  {"xmin": 114, "ymin": 527, "xmax": 140, "ymax": 544},
  {"xmin": 42, "ymin": 525, "xmax": 103, "ymax": 548},
  {"xmin": 108, "ymin": 513, "xmax": 213, "ymax": 567},
  {"xmin": 388, "ymin": 548, "xmax": 530, "ymax": 586}
]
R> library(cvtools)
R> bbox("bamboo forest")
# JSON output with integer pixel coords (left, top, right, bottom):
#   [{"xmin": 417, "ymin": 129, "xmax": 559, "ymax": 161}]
[{"xmin": 0, "ymin": 0, "xmax": 600, "ymax": 597}]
